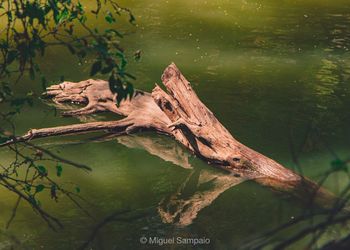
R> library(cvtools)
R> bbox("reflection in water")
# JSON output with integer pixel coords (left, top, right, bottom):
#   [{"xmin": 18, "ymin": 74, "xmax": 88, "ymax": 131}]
[
  {"xmin": 158, "ymin": 170, "xmax": 244, "ymax": 226},
  {"xmin": 79, "ymin": 206, "xmax": 157, "ymax": 250},
  {"xmin": 114, "ymin": 134, "xmax": 341, "ymax": 227},
  {"xmin": 77, "ymin": 133, "xmax": 347, "ymax": 249},
  {"xmin": 1, "ymin": 0, "xmax": 350, "ymax": 249},
  {"xmin": 117, "ymin": 134, "xmax": 245, "ymax": 226},
  {"xmin": 117, "ymin": 135, "xmax": 192, "ymax": 169}
]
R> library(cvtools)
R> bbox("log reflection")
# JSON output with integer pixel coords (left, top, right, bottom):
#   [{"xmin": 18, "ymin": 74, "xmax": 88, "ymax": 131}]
[{"xmin": 115, "ymin": 134, "xmax": 341, "ymax": 228}]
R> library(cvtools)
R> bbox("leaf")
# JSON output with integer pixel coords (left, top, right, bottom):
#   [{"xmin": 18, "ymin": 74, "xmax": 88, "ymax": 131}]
[
  {"xmin": 77, "ymin": 2, "xmax": 84, "ymax": 13},
  {"xmin": 90, "ymin": 61, "xmax": 102, "ymax": 76},
  {"xmin": 331, "ymin": 159, "xmax": 348, "ymax": 172},
  {"xmin": 125, "ymin": 82, "xmax": 134, "ymax": 100},
  {"xmin": 105, "ymin": 12, "xmax": 115, "ymax": 23},
  {"xmin": 28, "ymin": 195, "xmax": 36, "ymax": 205},
  {"xmin": 0, "ymin": 40, "xmax": 8, "ymax": 49},
  {"xmin": 108, "ymin": 73, "xmax": 121, "ymax": 93},
  {"xmin": 6, "ymin": 50, "xmax": 17, "ymax": 64},
  {"xmin": 2, "ymin": 84, "xmax": 12, "ymax": 95},
  {"xmin": 35, "ymin": 184, "xmax": 45, "ymax": 193},
  {"xmin": 117, "ymin": 89, "xmax": 128, "ymax": 107},
  {"xmin": 0, "ymin": 136, "xmax": 9, "ymax": 144},
  {"xmin": 101, "ymin": 65, "xmax": 114, "ymax": 74},
  {"xmin": 56, "ymin": 165, "xmax": 63, "ymax": 177},
  {"xmin": 129, "ymin": 13, "xmax": 136, "ymax": 24},
  {"xmin": 105, "ymin": 29, "xmax": 123, "ymax": 38},
  {"xmin": 50, "ymin": 185, "xmax": 58, "ymax": 200},
  {"xmin": 133, "ymin": 50, "xmax": 141, "ymax": 62},
  {"xmin": 57, "ymin": 8, "xmax": 69, "ymax": 23},
  {"xmin": 75, "ymin": 186, "xmax": 81, "ymax": 193},
  {"xmin": 79, "ymin": 15, "xmax": 87, "ymax": 24},
  {"xmin": 36, "ymin": 165, "xmax": 47, "ymax": 175},
  {"xmin": 25, "ymin": 184, "xmax": 31, "ymax": 192},
  {"xmin": 115, "ymin": 52, "xmax": 127, "ymax": 70}
]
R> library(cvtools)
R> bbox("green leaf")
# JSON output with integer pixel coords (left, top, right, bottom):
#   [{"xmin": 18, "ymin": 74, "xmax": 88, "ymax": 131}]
[
  {"xmin": 105, "ymin": 29, "xmax": 123, "ymax": 38},
  {"xmin": 57, "ymin": 8, "xmax": 69, "ymax": 23},
  {"xmin": 28, "ymin": 195, "xmax": 36, "ymax": 205},
  {"xmin": 50, "ymin": 185, "xmax": 58, "ymax": 200},
  {"xmin": 117, "ymin": 89, "xmax": 128, "ymax": 107},
  {"xmin": 101, "ymin": 65, "xmax": 114, "ymax": 74},
  {"xmin": 90, "ymin": 61, "xmax": 102, "ymax": 76},
  {"xmin": 331, "ymin": 159, "xmax": 348, "ymax": 172},
  {"xmin": 36, "ymin": 165, "xmax": 47, "ymax": 175},
  {"xmin": 77, "ymin": 2, "xmax": 84, "ymax": 13},
  {"xmin": 25, "ymin": 184, "xmax": 31, "ymax": 192},
  {"xmin": 105, "ymin": 12, "xmax": 115, "ymax": 23},
  {"xmin": 125, "ymin": 82, "xmax": 134, "ymax": 100},
  {"xmin": 0, "ymin": 136, "xmax": 9, "ymax": 144},
  {"xmin": 6, "ymin": 50, "xmax": 17, "ymax": 64},
  {"xmin": 56, "ymin": 165, "xmax": 63, "ymax": 177},
  {"xmin": 75, "ymin": 186, "xmax": 80, "ymax": 193},
  {"xmin": 129, "ymin": 14, "xmax": 136, "ymax": 24},
  {"xmin": 35, "ymin": 184, "xmax": 45, "ymax": 193},
  {"xmin": 79, "ymin": 15, "xmax": 87, "ymax": 24}
]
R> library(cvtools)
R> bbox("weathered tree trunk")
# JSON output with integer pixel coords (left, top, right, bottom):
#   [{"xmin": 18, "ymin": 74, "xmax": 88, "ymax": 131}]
[{"xmin": 0, "ymin": 63, "xmax": 337, "ymax": 209}]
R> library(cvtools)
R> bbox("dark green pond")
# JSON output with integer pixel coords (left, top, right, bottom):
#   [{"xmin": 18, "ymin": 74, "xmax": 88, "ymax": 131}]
[{"xmin": 1, "ymin": 0, "xmax": 350, "ymax": 249}]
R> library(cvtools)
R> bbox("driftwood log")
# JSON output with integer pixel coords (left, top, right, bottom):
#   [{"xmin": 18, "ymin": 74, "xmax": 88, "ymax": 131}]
[{"xmin": 0, "ymin": 63, "xmax": 338, "ymax": 211}]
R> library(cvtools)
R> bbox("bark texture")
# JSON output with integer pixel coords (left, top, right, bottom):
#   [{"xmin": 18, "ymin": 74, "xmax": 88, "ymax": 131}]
[{"xmin": 0, "ymin": 63, "xmax": 337, "ymax": 210}]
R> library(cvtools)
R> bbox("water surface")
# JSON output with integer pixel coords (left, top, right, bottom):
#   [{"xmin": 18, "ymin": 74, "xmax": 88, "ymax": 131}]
[{"xmin": 1, "ymin": 0, "xmax": 350, "ymax": 249}]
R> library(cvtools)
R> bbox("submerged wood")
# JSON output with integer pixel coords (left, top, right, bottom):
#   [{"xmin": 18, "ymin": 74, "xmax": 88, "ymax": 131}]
[{"xmin": 0, "ymin": 63, "xmax": 337, "ymax": 209}]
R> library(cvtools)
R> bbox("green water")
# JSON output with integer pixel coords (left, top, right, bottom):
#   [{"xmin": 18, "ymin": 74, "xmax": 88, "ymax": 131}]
[{"xmin": 1, "ymin": 0, "xmax": 350, "ymax": 249}]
